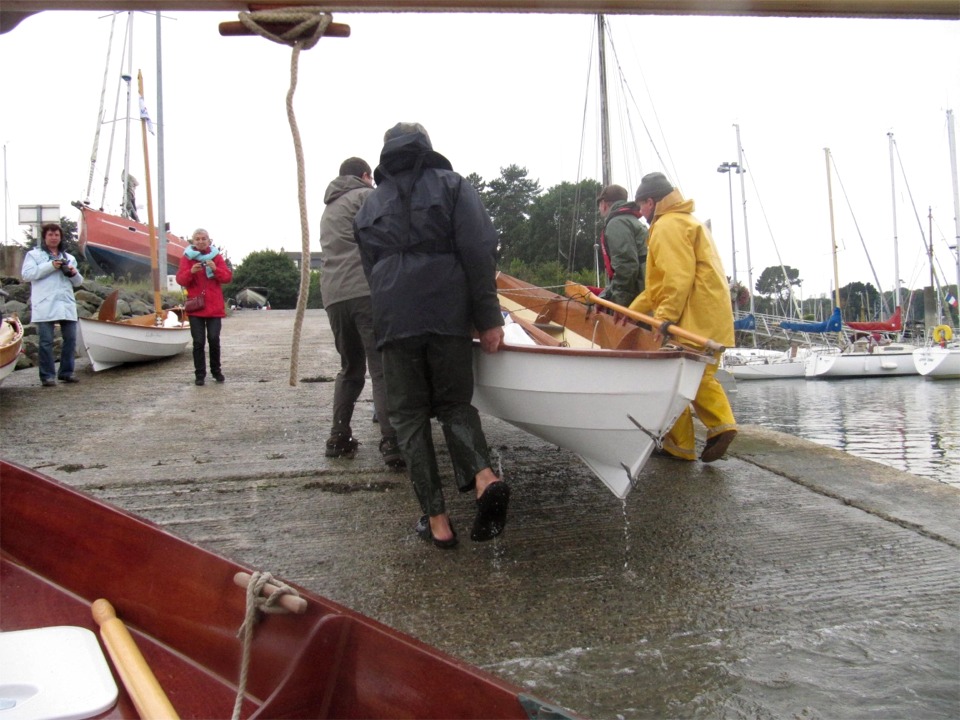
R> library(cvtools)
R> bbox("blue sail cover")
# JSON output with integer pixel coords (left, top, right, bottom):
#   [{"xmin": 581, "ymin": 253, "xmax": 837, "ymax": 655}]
[
  {"xmin": 733, "ymin": 314, "xmax": 756, "ymax": 331},
  {"xmin": 779, "ymin": 307, "xmax": 843, "ymax": 333}
]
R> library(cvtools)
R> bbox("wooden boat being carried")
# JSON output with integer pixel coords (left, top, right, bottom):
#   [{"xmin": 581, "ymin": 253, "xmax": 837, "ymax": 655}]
[
  {"xmin": 0, "ymin": 459, "xmax": 571, "ymax": 719},
  {"xmin": 0, "ymin": 314, "xmax": 24, "ymax": 384},
  {"xmin": 78, "ymin": 290, "xmax": 191, "ymax": 372},
  {"xmin": 472, "ymin": 274, "xmax": 716, "ymax": 499}
]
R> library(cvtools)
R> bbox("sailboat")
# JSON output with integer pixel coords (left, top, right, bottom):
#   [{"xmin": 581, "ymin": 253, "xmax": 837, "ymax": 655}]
[
  {"xmin": 805, "ymin": 141, "xmax": 919, "ymax": 379},
  {"xmin": 78, "ymin": 61, "xmax": 190, "ymax": 371},
  {"xmin": 74, "ymin": 12, "xmax": 188, "ymax": 279},
  {"xmin": 913, "ymin": 110, "xmax": 960, "ymax": 379}
]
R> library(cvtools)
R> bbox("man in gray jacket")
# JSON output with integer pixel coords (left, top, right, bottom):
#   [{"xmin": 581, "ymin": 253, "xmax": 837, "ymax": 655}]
[{"xmin": 319, "ymin": 157, "xmax": 403, "ymax": 469}]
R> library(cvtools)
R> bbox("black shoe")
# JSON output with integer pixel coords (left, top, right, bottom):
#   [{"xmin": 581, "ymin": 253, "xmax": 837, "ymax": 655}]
[
  {"xmin": 415, "ymin": 515, "xmax": 458, "ymax": 549},
  {"xmin": 59, "ymin": 375, "xmax": 80, "ymax": 384},
  {"xmin": 701, "ymin": 430, "xmax": 737, "ymax": 463},
  {"xmin": 325, "ymin": 432, "xmax": 358, "ymax": 459},
  {"xmin": 379, "ymin": 436, "xmax": 405, "ymax": 470},
  {"xmin": 41, "ymin": 378, "xmax": 57, "ymax": 387},
  {"xmin": 195, "ymin": 378, "xmax": 205, "ymax": 386},
  {"xmin": 212, "ymin": 373, "xmax": 225, "ymax": 383},
  {"xmin": 470, "ymin": 482, "xmax": 510, "ymax": 542}
]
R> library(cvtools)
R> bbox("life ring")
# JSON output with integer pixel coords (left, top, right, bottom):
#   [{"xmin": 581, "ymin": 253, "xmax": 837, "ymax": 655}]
[{"xmin": 933, "ymin": 325, "xmax": 953, "ymax": 343}]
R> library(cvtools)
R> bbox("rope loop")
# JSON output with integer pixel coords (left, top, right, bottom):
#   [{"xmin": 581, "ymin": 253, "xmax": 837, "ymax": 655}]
[{"xmin": 237, "ymin": 7, "xmax": 333, "ymax": 50}]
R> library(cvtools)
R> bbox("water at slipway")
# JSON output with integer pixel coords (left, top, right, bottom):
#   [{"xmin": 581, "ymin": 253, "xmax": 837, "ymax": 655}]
[{"xmin": 730, "ymin": 375, "xmax": 959, "ymax": 488}]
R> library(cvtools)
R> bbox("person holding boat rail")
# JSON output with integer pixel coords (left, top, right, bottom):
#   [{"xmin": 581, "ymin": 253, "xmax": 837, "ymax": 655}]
[
  {"xmin": 21, "ymin": 223, "xmax": 84, "ymax": 386},
  {"xmin": 354, "ymin": 122, "xmax": 508, "ymax": 550},
  {"xmin": 595, "ymin": 184, "xmax": 648, "ymax": 308},
  {"xmin": 177, "ymin": 228, "xmax": 232, "ymax": 386},
  {"xmin": 318, "ymin": 156, "xmax": 405, "ymax": 471},
  {"xmin": 630, "ymin": 172, "xmax": 737, "ymax": 463}
]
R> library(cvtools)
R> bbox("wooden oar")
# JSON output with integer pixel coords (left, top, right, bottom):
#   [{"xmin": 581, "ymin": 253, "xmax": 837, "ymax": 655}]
[
  {"xmin": 92, "ymin": 599, "xmax": 180, "ymax": 720},
  {"xmin": 564, "ymin": 281, "xmax": 726, "ymax": 354}
]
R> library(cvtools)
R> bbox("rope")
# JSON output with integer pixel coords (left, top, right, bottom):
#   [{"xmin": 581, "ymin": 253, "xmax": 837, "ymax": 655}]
[
  {"xmin": 232, "ymin": 571, "xmax": 301, "ymax": 720},
  {"xmin": 237, "ymin": 7, "xmax": 332, "ymax": 386}
]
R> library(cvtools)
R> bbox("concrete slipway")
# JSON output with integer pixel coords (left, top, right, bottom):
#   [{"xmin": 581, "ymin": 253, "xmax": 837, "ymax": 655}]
[{"xmin": 1, "ymin": 309, "xmax": 957, "ymax": 719}]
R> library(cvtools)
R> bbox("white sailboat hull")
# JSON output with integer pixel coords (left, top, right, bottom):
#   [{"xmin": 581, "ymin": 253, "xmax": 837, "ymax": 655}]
[
  {"xmin": 725, "ymin": 359, "xmax": 806, "ymax": 380},
  {"xmin": 912, "ymin": 346, "xmax": 960, "ymax": 379},
  {"xmin": 805, "ymin": 346, "xmax": 919, "ymax": 378},
  {"xmin": 473, "ymin": 344, "xmax": 708, "ymax": 499},
  {"xmin": 78, "ymin": 316, "xmax": 191, "ymax": 372}
]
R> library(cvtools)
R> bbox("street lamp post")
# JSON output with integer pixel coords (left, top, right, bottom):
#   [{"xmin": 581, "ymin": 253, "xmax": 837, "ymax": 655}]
[{"xmin": 717, "ymin": 161, "xmax": 742, "ymax": 303}]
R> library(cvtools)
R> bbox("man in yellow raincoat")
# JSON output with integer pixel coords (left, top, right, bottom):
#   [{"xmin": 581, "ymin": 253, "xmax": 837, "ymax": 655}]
[{"xmin": 630, "ymin": 172, "xmax": 737, "ymax": 462}]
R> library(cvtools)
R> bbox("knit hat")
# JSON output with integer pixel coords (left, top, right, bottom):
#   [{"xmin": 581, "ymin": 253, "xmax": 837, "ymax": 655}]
[
  {"xmin": 596, "ymin": 184, "xmax": 628, "ymax": 205},
  {"xmin": 383, "ymin": 122, "xmax": 432, "ymax": 147},
  {"xmin": 635, "ymin": 172, "xmax": 674, "ymax": 201}
]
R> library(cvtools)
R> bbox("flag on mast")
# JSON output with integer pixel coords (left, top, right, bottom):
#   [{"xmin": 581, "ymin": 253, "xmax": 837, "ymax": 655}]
[
  {"xmin": 139, "ymin": 94, "xmax": 155, "ymax": 135},
  {"xmin": 946, "ymin": 292, "xmax": 958, "ymax": 309}
]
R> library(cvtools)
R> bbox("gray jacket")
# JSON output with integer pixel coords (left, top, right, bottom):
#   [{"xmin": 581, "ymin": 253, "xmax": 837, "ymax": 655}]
[{"xmin": 318, "ymin": 175, "xmax": 373, "ymax": 307}]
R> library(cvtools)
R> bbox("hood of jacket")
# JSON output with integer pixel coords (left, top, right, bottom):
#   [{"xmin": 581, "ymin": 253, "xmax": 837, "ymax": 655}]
[
  {"xmin": 324, "ymin": 174, "xmax": 369, "ymax": 205},
  {"xmin": 373, "ymin": 130, "xmax": 453, "ymax": 185},
  {"xmin": 652, "ymin": 188, "xmax": 694, "ymax": 224}
]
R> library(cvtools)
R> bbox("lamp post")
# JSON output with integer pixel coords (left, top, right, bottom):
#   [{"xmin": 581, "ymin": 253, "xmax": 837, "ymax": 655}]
[{"xmin": 717, "ymin": 161, "xmax": 742, "ymax": 302}]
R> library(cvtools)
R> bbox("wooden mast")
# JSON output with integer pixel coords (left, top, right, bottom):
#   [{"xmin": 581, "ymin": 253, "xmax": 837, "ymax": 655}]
[{"xmin": 137, "ymin": 70, "xmax": 162, "ymax": 322}]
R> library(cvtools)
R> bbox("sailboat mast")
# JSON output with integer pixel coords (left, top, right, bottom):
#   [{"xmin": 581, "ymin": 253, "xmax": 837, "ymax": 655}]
[
  {"xmin": 137, "ymin": 71, "xmax": 162, "ymax": 321},
  {"xmin": 734, "ymin": 123, "xmax": 755, "ymax": 318},
  {"xmin": 122, "ymin": 13, "xmax": 133, "ymax": 217},
  {"xmin": 155, "ymin": 11, "xmax": 167, "ymax": 284},
  {"xmin": 888, "ymin": 131, "xmax": 901, "ymax": 313},
  {"xmin": 596, "ymin": 13, "xmax": 611, "ymax": 187},
  {"xmin": 825, "ymin": 148, "xmax": 841, "ymax": 309},
  {"xmin": 948, "ymin": 108, "xmax": 960, "ymax": 302}
]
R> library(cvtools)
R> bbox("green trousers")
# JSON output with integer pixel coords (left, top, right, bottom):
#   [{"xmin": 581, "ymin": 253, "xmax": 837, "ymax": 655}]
[{"xmin": 382, "ymin": 334, "xmax": 492, "ymax": 517}]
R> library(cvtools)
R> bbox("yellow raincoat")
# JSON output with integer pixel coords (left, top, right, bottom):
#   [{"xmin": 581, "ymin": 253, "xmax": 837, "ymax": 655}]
[{"xmin": 629, "ymin": 189, "xmax": 737, "ymax": 460}]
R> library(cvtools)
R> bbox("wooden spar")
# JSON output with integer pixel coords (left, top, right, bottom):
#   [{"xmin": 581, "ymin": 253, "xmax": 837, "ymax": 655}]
[
  {"xmin": 137, "ymin": 70, "xmax": 162, "ymax": 322},
  {"xmin": 2, "ymin": 0, "xmax": 957, "ymax": 35},
  {"xmin": 92, "ymin": 599, "xmax": 180, "ymax": 720}
]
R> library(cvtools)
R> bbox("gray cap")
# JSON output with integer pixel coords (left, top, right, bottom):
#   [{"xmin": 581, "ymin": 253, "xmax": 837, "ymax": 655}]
[
  {"xmin": 635, "ymin": 172, "xmax": 674, "ymax": 201},
  {"xmin": 383, "ymin": 122, "xmax": 431, "ymax": 146}
]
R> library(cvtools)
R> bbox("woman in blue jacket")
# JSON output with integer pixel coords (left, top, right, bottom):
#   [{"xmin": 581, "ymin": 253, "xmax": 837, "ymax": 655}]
[{"xmin": 21, "ymin": 223, "xmax": 84, "ymax": 386}]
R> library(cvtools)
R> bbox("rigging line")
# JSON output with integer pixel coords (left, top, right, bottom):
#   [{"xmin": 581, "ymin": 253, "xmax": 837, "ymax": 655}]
[
  {"xmin": 97, "ymin": 13, "xmax": 131, "ymax": 212},
  {"xmin": 85, "ymin": 11, "xmax": 117, "ymax": 203},
  {"xmin": 829, "ymin": 151, "xmax": 890, "ymax": 314},
  {"xmin": 739, "ymin": 148, "xmax": 802, "ymax": 317},
  {"xmin": 893, "ymin": 138, "xmax": 931, "ymax": 258},
  {"xmin": 569, "ymin": 23, "xmax": 595, "ymax": 276},
  {"xmin": 604, "ymin": 19, "xmax": 680, "ymax": 188}
]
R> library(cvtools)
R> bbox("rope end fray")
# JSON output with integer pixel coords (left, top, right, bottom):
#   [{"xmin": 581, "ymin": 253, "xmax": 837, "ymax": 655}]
[{"xmin": 224, "ymin": 8, "xmax": 348, "ymax": 47}]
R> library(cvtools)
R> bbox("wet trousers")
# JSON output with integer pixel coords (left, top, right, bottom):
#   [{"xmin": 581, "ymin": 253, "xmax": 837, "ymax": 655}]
[
  {"xmin": 37, "ymin": 319, "xmax": 77, "ymax": 381},
  {"xmin": 662, "ymin": 362, "xmax": 737, "ymax": 460},
  {"xmin": 382, "ymin": 334, "xmax": 492, "ymax": 517},
  {"xmin": 189, "ymin": 316, "xmax": 222, "ymax": 380},
  {"xmin": 326, "ymin": 296, "xmax": 395, "ymax": 440}
]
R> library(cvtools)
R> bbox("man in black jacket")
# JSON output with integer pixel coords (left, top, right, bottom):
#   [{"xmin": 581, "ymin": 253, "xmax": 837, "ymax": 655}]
[{"xmin": 354, "ymin": 122, "xmax": 508, "ymax": 549}]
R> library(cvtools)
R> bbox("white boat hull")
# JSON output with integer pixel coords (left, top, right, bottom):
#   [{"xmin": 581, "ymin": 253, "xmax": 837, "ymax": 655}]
[
  {"xmin": 78, "ymin": 316, "xmax": 191, "ymax": 371},
  {"xmin": 725, "ymin": 359, "xmax": 806, "ymax": 380},
  {"xmin": 912, "ymin": 346, "xmax": 960, "ymax": 379},
  {"xmin": 473, "ymin": 344, "xmax": 709, "ymax": 499},
  {"xmin": 805, "ymin": 347, "xmax": 918, "ymax": 378}
]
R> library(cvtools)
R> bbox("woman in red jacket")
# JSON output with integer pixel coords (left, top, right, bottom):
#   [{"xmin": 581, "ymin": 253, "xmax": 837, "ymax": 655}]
[{"xmin": 176, "ymin": 228, "xmax": 233, "ymax": 386}]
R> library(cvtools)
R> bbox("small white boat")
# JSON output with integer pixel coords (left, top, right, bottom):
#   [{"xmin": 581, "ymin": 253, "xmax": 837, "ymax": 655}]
[
  {"xmin": 724, "ymin": 355, "xmax": 806, "ymax": 380},
  {"xmin": 78, "ymin": 290, "xmax": 190, "ymax": 372},
  {"xmin": 912, "ymin": 344, "xmax": 960, "ymax": 379},
  {"xmin": 472, "ymin": 274, "xmax": 715, "ymax": 499},
  {"xmin": 805, "ymin": 342, "xmax": 919, "ymax": 378},
  {"xmin": 0, "ymin": 315, "xmax": 24, "ymax": 385}
]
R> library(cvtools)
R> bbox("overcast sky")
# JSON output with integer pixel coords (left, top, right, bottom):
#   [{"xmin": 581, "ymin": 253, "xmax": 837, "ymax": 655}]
[{"xmin": 2, "ymin": 9, "xmax": 958, "ymax": 303}]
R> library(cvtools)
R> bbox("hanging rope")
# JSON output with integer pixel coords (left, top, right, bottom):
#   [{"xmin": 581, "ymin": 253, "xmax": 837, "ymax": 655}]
[
  {"xmin": 231, "ymin": 571, "xmax": 301, "ymax": 720},
  {"xmin": 238, "ymin": 7, "xmax": 332, "ymax": 386}
]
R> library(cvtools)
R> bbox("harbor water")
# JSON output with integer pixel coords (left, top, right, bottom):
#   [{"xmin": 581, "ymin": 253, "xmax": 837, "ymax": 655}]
[{"xmin": 730, "ymin": 375, "xmax": 959, "ymax": 488}]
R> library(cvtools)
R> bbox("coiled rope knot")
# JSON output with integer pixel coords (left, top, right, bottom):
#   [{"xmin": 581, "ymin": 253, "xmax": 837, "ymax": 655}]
[
  {"xmin": 237, "ymin": 7, "xmax": 332, "ymax": 49},
  {"xmin": 232, "ymin": 571, "xmax": 302, "ymax": 720}
]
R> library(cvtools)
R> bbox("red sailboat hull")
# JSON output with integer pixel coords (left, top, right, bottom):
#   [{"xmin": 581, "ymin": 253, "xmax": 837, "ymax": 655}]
[{"xmin": 76, "ymin": 203, "xmax": 189, "ymax": 278}]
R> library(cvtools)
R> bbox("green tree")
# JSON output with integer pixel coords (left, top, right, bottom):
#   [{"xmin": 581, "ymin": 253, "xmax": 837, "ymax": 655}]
[
  {"xmin": 463, "ymin": 172, "xmax": 486, "ymax": 194},
  {"xmin": 522, "ymin": 179, "xmax": 602, "ymax": 275},
  {"xmin": 839, "ymin": 281, "xmax": 881, "ymax": 322},
  {"xmin": 225, "ymin": 250, "xmax": 301, "ymax": 309},
  {"xmin": 755, "ymin": 265, "xmax": 802, "ymax": 315},
  {"xmin": 481, "ymin": 165, "xmax": 541, "ymax": 264}
]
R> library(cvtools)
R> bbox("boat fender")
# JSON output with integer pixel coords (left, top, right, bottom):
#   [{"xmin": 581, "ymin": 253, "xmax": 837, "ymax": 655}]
[{"xmin": 933, "ymin": 325, "xmax": 952, "ymax": 344}]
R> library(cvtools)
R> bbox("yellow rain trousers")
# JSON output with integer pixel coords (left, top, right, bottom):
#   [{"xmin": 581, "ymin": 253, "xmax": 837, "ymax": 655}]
[{"xmin": 629, "ymin": 189, "xmax": 737, "ymax": 459}]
